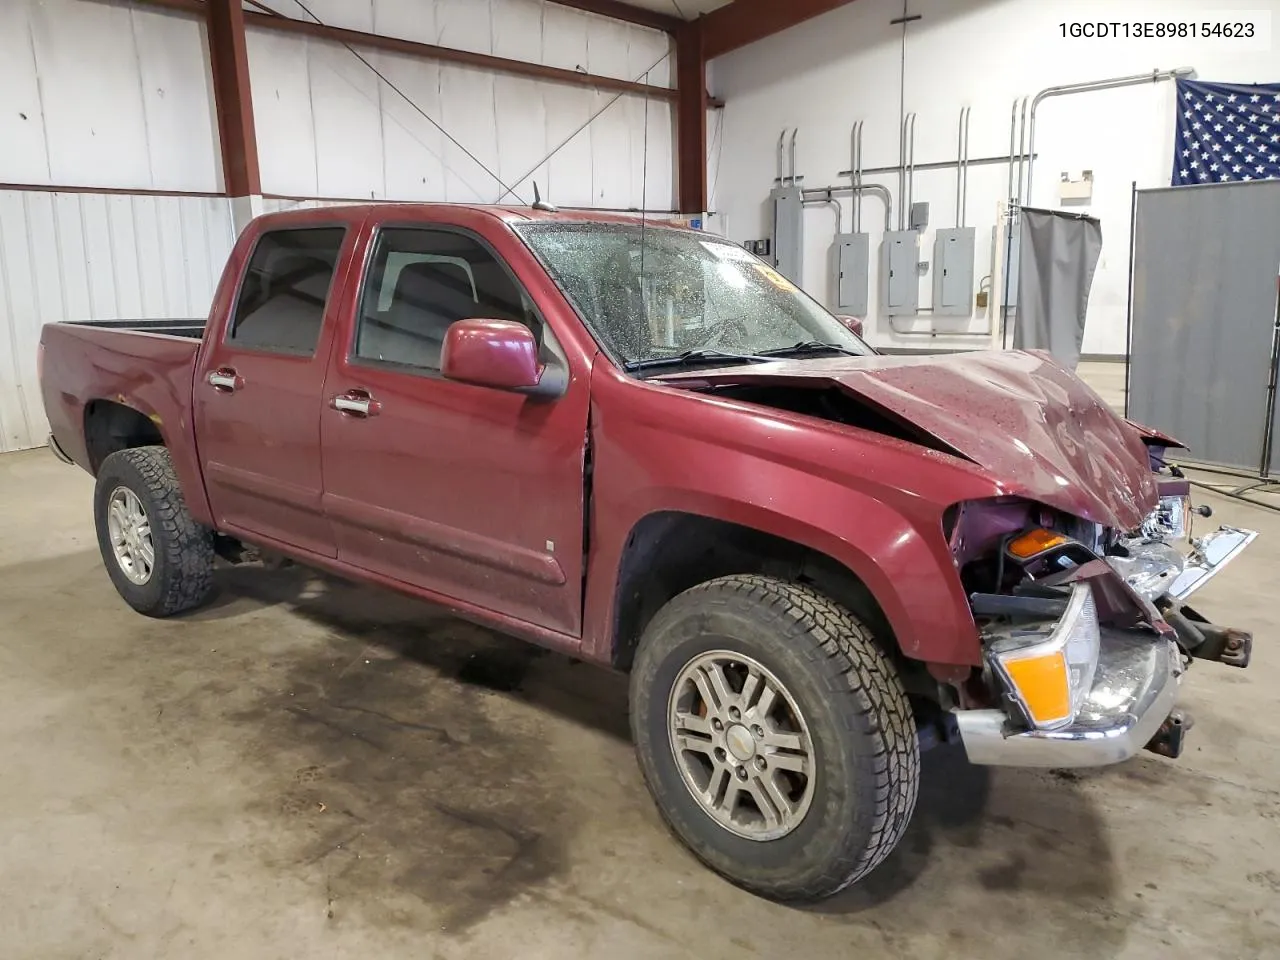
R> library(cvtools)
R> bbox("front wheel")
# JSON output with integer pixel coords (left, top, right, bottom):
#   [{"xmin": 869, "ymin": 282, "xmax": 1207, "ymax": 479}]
[
  {"xmin": 629, "ymin": 575, "xmax": 919, "ymax": 901},
  {"xmin": 94, "ymin": 446, "xmax": 215, "ymax": 617}
]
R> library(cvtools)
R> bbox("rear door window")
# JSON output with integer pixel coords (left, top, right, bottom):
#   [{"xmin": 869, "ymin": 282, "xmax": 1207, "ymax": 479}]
[{"xmin": 229, "ymin": 228, "xmax": 346, "ymax": 355}]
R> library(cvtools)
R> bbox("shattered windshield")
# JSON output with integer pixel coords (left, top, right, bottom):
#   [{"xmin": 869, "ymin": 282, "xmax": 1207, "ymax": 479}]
[{"xmin": 514, "ymin": 223, "xmax": 872, "ymax": 371}]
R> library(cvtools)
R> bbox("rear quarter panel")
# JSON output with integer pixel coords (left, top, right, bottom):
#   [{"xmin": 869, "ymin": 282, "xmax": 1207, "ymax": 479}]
[{"xmin": 39, "ymin": 323, "xmax": 211, "ymax": 525}]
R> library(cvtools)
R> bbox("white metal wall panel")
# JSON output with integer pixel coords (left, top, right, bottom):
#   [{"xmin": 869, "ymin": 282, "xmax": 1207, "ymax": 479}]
[
  {"xmin": 0, "ymin": 190, "xmax": 235, "ymax": 453},
  {"xmin": 440, "ymin": 66, "xmax": 503, "ymax": 204},
  {"xmin": 254, "ymin": 0, "xmax": 674, "ymax": 88},
  {"xmin": 492, "ymin": 0, "xmax": 543, "ymax": 62},
  {"xmin": 246, "ymin": 2, "xmax": 677, "ymax": 210},
  {"xmin": 437, "ymin": 0, "xmax": 494, "ymax": 55},
  {"xmin": 0, "ymin": 0, "xmax": 219, "ymax": 193},
  {"xmin": 0, "ymin": 1, "xmax": 51, "ymax": 185},
  {"xmin": 375, "ymin": 52, "xmax": 449, "ymax": 202},
  {"xmin": 310, "ymin": 42, "xmax": 386, "ymax": 201},
  {"xmin": 493, "ymin": 75, "xmax": 550, "ymax": 204},
  {"xmin": 131, "ymin": 7, "xmax": 223, "ymax": 192}
]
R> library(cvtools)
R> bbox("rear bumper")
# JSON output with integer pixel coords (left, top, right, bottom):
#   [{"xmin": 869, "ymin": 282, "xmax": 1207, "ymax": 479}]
[
  {"xmin": 955, "ymin": 629, "xmax": 1181, "ymax": 767},
  {"xmin": 47, "ymin": 433, "xmax": 74, "ymax": 465}
]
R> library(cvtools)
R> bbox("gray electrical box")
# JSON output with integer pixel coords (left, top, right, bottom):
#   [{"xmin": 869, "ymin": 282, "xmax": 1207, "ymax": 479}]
[
  {"xmin": 770, "ymin": 185, "xmax": 804, "ymax": 285},
  {"xmin": 909, "ymin": 201, "xmax": 930, "ymax": 231},
  {"xmin": 881, "ymin": 231, "xmax": 920, "ymax": 316},
  {"xmin": 834, "ymin": 232, "xmax": 870, "ymax": 315},
  {"xmin": 932, "ymin": 227, "xmax": 975, "ymax": 316}
]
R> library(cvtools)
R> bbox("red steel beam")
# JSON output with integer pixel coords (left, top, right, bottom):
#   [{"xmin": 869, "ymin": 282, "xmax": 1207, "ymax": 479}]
[
  {"xmin": 675, "ymin": 21, "xmax": 707, "ymax": 214},
  {"xmin": 124, "ymin": 0, "xmax": 678, "ymax": 102},
  {"xmin": 241, "ymin": 10, "xmax": 677, "ymax": 101},
  {"xmin": 545, "ymin": 0, "xmax": 682, "ymax": 34},
  {"xmin": 206, "ymin": 0, "xmax": 261, "ymax": 196},
  {"xmin": 702, "ymin": 0, "xmax": 861, "ymax": 60}
]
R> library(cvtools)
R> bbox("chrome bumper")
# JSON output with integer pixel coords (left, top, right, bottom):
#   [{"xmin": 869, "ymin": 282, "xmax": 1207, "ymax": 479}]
[
  {"xmin": 1169, "ymin": 526, "xmax": 1258, "ymax": 601},
  {"xmin": 955, "ymin": 629, "xmax": 1181, "ymax": 767}
]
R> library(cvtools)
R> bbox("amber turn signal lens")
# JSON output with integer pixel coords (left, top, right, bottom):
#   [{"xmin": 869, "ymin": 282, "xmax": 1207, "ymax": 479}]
[
  {"xmin": 1001, "ymin": 651, "xmax": 1072, "ymax": 727},
  {"xmin": 1007, "ymin": 528, "xmax": 1070, "ymax": 559}
]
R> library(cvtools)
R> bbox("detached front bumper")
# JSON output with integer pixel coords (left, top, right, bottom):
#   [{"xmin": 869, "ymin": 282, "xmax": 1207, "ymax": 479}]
[{"xmin": 956, "ymin": 629, "xmax": 1182, "ymax": 768}]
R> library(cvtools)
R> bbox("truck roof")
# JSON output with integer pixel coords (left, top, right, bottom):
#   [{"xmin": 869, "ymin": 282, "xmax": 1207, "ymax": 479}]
[{"xmin": 254, "ymin": 202, "xmax": 692, "ymax": 231}]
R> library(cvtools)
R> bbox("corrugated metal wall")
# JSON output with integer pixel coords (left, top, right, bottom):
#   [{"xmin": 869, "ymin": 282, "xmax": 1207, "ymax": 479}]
[
  {"xmin": 0, "ymin": 190, "xmax": 236, "ymax": 453},
  {"xmin": 245, "ymin": 2, "xmax": 675, "ymax": 209},
  {"xmin": 0, "ymin": 0, "xmax": 682, "ymax": 454}
]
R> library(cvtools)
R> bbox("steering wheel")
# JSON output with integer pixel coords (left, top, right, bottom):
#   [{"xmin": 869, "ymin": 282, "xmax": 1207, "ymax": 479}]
[{"xmin": 693, "ymin": 315, "xmax": 749, "ymax": 350}]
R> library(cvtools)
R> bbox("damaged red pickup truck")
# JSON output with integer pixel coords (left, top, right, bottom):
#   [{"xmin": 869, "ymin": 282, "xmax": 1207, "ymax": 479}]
[{"xmin": 39, "ymin": 204, "xmax": 1257, "ymax": 901}]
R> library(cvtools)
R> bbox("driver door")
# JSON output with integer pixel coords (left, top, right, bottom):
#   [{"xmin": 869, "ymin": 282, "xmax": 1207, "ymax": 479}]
[{"xmin": 319, "ymin": 224, "xmax": 590, "ymax": 637}]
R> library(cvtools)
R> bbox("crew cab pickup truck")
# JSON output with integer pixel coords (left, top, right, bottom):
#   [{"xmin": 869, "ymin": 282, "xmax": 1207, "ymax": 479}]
[{"xmin": 39, "ymin": 203, "xmax": 1257, "ymax": 901}]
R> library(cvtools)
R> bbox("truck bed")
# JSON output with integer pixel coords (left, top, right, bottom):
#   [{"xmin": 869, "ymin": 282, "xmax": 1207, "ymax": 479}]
[
  {"xmin": 40, "ymin": 320, "xmax": 204, "ymax": 481},
  {"xmin": 66, "ymin": 318, "xmax": 207, "ymax": 339}
]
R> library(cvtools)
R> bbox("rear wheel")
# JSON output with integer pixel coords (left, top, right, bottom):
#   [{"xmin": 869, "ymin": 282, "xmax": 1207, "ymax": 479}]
[
  {"xmin": 94, "ymin": 446, "xmax": 215, "ymax": 617},
  {"xmin": 629, "ymin": 574, "xmax": 919, "ymax": 901}
]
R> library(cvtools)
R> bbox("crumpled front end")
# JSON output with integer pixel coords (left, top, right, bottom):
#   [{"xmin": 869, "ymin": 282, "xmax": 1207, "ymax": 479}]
[{"xmin": 945, "ymin": 472, "xmax": 1257, "ymax": 768}]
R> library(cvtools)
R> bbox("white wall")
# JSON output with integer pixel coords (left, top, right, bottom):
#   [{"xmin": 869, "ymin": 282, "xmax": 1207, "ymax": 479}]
[
  {"xmin": 709, "ymin": 0, "xmax": 1280, "ymax": 355},
  {"xmin": 0, "ymin": 0, "xmax": 681, "ymax": 451},
  {"xmin": 0, "ymin": 190, "xmax": 236, "ymax": 453},
  {"xmin": 0, "ymin": 0, "xmax": 222, "ymax": 192},
  {"xmin": 248, "ymin": 0, "xmax": 676, "ymax": 209}
]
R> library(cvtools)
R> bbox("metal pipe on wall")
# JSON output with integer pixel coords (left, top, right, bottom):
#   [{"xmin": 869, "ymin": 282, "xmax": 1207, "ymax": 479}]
[
  {"xmin": 850, "ymin": 122, "xmax": 864, "ymax": 232},
  {"xmin": 905, "ymin": 111, "xmax": 917, "ymax": 224},
  {"xmin": 788, "ymin": 129, "xmax": 799, "ymax": 185},
  {"xmin": 803, "ymin": 196, "xmax": 844, "ymax": 235},
  {"xmin": 1006, "ymin": 98, "xmax": 1020, "ymax": 203},
  {"xmin": 1020, "ymin": 67, "xmax": 1193, "ymax": 203},
  {"xmin": 802, "ymin": 184, "xmax": 891, "ymax": 232},
  {"xmin": 956, "ymin": 105, "xmax": 971, "ymax": 228}
]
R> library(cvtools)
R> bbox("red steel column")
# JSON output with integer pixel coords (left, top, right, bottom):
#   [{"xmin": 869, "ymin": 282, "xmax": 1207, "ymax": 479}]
[
  {"xmin": 206, "ymin": 0, "xmax": 261, "ymax": 197},
  {"xmin": 675, "ymin": 21, "xmax": 707, "ymax": 215}
]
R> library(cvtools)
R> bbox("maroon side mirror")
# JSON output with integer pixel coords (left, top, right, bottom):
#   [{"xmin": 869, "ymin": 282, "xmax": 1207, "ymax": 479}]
[
  {"xmin": 835, "ymin": 315, "xmax": 864, "ymax": 338},
  {"xmin": 441, "ymin": 319, "xmax": 565, "ymax": 399}
]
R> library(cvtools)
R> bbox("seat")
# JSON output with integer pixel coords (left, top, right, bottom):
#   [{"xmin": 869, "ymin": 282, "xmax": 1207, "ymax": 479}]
[{"xmin": 359, "ymin": 261, "xmax": 479, "ymax": 368}]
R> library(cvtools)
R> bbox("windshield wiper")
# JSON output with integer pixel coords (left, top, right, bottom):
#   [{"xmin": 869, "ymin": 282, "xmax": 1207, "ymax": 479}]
[
  {"xmin": 624, "ymin": 349, "xmax": 771, "ymax": 373},
  {"xmin": 757, "ymin": 340, "xmax": 863, "ymax": 359}
]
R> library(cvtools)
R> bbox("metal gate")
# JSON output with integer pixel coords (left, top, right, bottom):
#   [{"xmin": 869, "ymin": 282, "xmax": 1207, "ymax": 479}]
[{"xmin": 1127, "ymin": 180, "xmax": 1280, "ymax": 474}]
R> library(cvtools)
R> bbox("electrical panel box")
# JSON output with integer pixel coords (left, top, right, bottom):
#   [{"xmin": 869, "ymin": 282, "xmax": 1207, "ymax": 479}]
[
  {"xmin": 932, "ymin": 227, "xmax": 975, "ymax": 316},
  {"xmin": 834, "ymin": 232, "xmax": 870, "ymax": 315},
  {"xmin": 909, "ymin": 201, "xmax": 930, "ymax": 231},
  {"xmin": 769, "ymin": 185, "xmax": 804, "ymax": 285},
  {"xmin": 881, "ymin": 231, "xmax": 920, "ymax": 316}
]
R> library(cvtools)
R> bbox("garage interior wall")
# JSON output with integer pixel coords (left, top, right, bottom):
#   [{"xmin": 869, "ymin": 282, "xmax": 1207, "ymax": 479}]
[
  {"xmin": 708, "ymin": 0, "xmax": 1280, "ymax": 356},
  {"xmin": 0, "ymin": 0, "xmax": 685, "ymax": 453}
]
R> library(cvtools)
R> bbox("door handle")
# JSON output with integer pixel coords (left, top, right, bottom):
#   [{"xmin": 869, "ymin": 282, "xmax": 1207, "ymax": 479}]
[
  {"xmin": 331, "ymin": 390, "xmax": 381, "ymax": 418},
  {"xmin": 207, "ymin": 368, "xmax": 242, "ymax": 392}
]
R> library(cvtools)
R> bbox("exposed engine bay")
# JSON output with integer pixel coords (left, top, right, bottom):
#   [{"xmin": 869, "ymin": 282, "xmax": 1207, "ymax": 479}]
[
  {"xmin": 664, "ymin": 358, "xmax": 1258, "ymax": 766},
  {"xmin": 946, "ymin": 447, "xmax": 1257, "ymax": 761}
]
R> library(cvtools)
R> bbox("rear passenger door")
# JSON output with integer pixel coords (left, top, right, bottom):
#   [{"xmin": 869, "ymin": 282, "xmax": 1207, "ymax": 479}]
[
  {"xmin": 319, "ymin": 225, "xmax": 589, "ymax": 637},
  {"xmin": 195, "ymin": 224, "xmax": 352, "ymax": 558}
]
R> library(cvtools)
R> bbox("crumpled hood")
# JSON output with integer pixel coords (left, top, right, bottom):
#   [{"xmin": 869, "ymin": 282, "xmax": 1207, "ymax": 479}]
[{"xmin": 663, "ymin": 349, "xmax": 1158, "ymax": 530}]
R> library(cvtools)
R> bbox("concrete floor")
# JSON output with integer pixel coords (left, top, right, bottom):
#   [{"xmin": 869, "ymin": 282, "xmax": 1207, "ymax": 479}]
[{"xmin": 3, "ymin": 370, "xmax": 1280, "ymax": 958}]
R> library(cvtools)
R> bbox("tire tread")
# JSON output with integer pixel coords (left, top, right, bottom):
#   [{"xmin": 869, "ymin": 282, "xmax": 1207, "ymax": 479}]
[
  {"xmin": 631, "ymin": 573, "xmax": 919, "ymax": 901},
  {"xmin": 96, "ymin": 446, "xmax": 214, "ymax": 617}
]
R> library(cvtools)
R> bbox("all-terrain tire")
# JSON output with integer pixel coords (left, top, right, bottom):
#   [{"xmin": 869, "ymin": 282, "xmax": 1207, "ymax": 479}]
[
  {"xmin": 94, "ymin": 446, "xmax": 215, "ymax": 617},
  {"xmin": 629, "ymin": 574, "xmax": 919, "ymax": 901}
]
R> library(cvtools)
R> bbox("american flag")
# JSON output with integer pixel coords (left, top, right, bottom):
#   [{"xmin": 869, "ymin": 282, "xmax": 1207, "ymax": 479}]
[{"xmin": 1173, "ymin": 78, "xmax": 1280, "ymax": 185}]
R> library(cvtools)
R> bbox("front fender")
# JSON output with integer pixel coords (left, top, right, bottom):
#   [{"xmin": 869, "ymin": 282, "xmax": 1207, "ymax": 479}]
[{"xmin": 581, "ymin": 368, "xmax": 1003, "ymax": 668}]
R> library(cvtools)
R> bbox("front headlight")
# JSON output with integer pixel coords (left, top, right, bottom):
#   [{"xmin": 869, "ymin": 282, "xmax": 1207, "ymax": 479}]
[
  {"xmin": 1143, "ymin": 493, "xmax": 1191, "ymax": 543},
  {"xmin": 988, "ymin": 582, "xmax": 1100, "ymax": 730}
]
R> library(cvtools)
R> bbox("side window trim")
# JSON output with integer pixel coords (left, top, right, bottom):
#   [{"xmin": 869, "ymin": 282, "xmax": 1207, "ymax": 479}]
[
  {"xmin": 350, "ymin": 223, "xmax": 546, "ymax": 375},
  {"xmin": 224, "ymin": 224, "xmax": 348, "ymax": 358}
]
